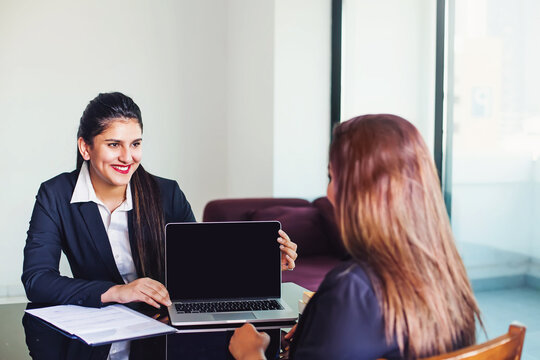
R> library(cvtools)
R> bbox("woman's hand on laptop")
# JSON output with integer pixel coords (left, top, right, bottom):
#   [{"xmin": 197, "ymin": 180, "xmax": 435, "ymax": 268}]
[
  {"xmin": 278, "ymin": 229, "xmax": 298, "ymax": 271},
  {"xmin": 101, "ymin": 277, "xmax": 172, "ymax": 309}
]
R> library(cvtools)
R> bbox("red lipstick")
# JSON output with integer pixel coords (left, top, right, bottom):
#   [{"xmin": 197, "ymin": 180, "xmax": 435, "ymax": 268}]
[{"xmin": 111, "ymin": 164, "xmax": 131, "ymax": 174}]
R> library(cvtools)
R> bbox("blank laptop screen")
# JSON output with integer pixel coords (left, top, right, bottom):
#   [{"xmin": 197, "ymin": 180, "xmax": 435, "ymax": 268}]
[{"xmin": 166, "ymin": 221, "xmax": 281, "ymax": 301}]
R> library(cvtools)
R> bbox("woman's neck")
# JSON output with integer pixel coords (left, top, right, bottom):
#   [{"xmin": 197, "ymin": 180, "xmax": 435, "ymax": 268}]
[{"xmin": 88, "ymin": 167, "xmax": 127, "ymax": 212}]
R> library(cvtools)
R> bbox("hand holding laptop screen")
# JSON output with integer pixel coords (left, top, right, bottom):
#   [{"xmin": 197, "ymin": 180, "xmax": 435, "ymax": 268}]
[
  {"xmin": 278, "ymin": 229, "xmax": 297, "ymax": 271},
  {"xmin": 165, "ymin": 221, "xmax": 298, "ymax": 327}
]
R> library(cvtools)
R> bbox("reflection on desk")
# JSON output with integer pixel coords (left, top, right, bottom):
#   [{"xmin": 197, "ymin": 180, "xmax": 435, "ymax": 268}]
[
  {"xmin": 24, "ymin": 311, "xmax": 281, "ymax": 360},
  {"xmin": 1, "ymin": 283, "xmax": 306, "ymax": 360}
]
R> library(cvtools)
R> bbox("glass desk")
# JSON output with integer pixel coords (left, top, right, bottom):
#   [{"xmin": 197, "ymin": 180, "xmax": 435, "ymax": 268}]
[{"xmin": 0, "ymin": 283, "xmax": 306, "ymax": 360}]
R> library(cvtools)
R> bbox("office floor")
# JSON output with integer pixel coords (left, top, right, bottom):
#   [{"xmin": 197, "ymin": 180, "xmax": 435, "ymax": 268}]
[{"xmin": 475, "ymin": 286, "xmax": 540, "ymax": 359}]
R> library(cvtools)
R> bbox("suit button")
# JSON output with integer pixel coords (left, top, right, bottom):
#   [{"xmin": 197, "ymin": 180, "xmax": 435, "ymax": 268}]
[{"xmin": 77, "ymin": 300, "xmax": 83, "ymax": 305}]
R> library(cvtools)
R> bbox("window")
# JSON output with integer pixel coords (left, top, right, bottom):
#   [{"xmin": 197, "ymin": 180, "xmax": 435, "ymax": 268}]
[
  {"xmin": 337, "ymin": 0, "xmax": 437, "ymax": 152},
  {"xmin": 447, "ymin": 0, "xmax": 540, "ymax": 295}
]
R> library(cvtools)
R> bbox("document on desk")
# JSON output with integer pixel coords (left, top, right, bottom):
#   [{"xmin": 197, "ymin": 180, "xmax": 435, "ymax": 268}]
[{"xmin": 25, "ymin": 304, "xmax": 177, "ymax": 345}]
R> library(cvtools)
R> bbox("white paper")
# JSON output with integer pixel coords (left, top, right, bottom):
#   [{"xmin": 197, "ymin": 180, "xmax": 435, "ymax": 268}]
[{"xmin": 25, "ymin": 304, "xmax": 177, "ymax": 345}]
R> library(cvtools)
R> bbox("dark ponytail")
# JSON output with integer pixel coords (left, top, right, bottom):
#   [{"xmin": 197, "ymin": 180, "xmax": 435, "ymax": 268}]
[
  {"xmin": 130, "ymin": 166, "xmax": 166, "ymax": 282},
  {"xmin": 77, "ymin": 92, "xmax": 165, "ymax": 282}
]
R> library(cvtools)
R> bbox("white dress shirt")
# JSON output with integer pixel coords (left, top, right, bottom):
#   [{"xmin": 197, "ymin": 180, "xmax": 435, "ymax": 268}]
[{"xmin": 70, "ymin": 161, "xmax": 135, "ymax": 360}]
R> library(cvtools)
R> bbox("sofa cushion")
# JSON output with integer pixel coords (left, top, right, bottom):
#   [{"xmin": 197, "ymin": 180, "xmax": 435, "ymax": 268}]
[
  {"xmin": 313, "ymin": 197, "xmax": 350, "ymax": 259},
  {"xmin": 282, "ymin": 255, "xmax": 343, "ymax": 291},
  {"xmin": 249, "ymin": 206, "xmax": 329, "ymax": 256}
]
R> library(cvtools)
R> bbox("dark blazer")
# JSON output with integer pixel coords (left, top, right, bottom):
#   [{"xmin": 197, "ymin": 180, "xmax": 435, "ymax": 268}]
[
  {"xmin": 290, "ymin": 261, "xmax": 402, "ymax": 360},
  {"xmin": 22, "ymin": 169, "xmax": 195, "ymax": 308}
]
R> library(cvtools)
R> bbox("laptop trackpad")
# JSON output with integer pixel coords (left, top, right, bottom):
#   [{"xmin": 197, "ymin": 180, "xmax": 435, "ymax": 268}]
[{"xmin": 212, "ymin": 313, "xmax": 256, "ymax": 321}]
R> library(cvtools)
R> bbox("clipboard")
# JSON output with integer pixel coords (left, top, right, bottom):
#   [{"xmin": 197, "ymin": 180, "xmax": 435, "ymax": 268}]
[{"xmin": 25, "ymin": 304, "xmax": 177, "ymax": 346}]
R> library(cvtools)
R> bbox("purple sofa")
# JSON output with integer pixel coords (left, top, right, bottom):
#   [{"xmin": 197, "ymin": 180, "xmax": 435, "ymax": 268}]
[{"xmin": 202, "ymin": 197, "xmax": 349, "ymax": 291}]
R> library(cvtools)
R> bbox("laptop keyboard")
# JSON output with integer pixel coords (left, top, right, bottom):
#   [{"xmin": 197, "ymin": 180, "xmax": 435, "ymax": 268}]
[{"xmin": 175, "ymin": 299, "xmax": 283, "ymax": 313}]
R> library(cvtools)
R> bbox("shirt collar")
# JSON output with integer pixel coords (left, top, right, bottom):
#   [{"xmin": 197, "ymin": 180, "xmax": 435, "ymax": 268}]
[{"xmin": 70, "ymin": 161, "xmax": 133, "ymax": 211}]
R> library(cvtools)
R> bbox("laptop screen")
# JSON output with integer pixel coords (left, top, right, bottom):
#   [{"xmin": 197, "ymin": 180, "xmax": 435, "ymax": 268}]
[{"xmin": 166, "ymin": 221, "xmax": 281, "ymax": 301}]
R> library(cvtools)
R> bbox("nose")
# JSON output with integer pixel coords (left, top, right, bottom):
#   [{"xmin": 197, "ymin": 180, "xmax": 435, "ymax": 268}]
[{"xmin": 118, "ymin": 145, "xmax": 133, "ymax": 163}]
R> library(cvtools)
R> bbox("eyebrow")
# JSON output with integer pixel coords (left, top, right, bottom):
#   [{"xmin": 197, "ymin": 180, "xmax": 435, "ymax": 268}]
[{"xmin": 104, "ymin": 138, "xmax": 143, "ymax": 142}]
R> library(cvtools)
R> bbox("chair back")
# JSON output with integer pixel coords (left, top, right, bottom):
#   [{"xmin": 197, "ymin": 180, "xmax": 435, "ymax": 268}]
[{"xmin": 421, "ymin": 324, "xmax": 526, "ymax": 360}]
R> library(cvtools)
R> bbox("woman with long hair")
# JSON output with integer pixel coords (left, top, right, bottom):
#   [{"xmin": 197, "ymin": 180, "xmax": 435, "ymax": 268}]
[
  {"xmin": 229, "ymin": 114, "xmax": 481, "ymax": 359},
  {"xmin": 22, "ymin": 92, "xmax": 298, "ymax": 310}
]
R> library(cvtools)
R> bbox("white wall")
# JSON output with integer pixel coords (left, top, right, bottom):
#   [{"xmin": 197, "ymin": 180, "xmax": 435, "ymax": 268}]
[
  {"xmin": 273, "ymin": 0, "xmax": 331, "ymax": 199},
  {"xmin": 225, "ymin": 0, "xmax": 331, "ymax": 200},
  {"xmin": 226, "ymin": 0, "xmax": 275, "ymax": 198}
]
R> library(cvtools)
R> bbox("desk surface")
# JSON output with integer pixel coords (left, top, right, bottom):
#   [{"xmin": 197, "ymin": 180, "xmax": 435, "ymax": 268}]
[{"xmin": 0, "ymin": 283, "xmax": 305, "ymax": 360}]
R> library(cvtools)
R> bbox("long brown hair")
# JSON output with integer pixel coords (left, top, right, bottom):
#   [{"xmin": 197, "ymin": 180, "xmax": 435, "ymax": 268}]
[
  {"xmin": 77, "ymin": 92, "xmax": 165, "ymax": 283},
  {"xmin": 329, "ymin": 114, "xmax": 481, "ymax": 358}
]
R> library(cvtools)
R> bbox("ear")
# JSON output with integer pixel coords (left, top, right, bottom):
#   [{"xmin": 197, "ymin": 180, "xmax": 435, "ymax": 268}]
[{"xmin": 77, "ymin": 137, "xmax": 91, "ymax": 161}]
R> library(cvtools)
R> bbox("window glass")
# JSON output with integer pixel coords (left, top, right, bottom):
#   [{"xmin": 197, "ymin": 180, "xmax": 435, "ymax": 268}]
[
  {"xmin": 341, "ymin": 0, "xmax": 437, "ymax": 152},
  {"xmin": 449, "ymin": 0, "xmax": 540, "ymax": 284}
]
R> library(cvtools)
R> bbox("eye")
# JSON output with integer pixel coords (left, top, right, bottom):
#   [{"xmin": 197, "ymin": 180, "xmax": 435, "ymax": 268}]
[
  {"xmin": 132, "ymin": 141, "xmax": 141, "ymax": 148},
  {"xmin": 108, "ymin": 143, "xmax": 119, "ymax": 148}
]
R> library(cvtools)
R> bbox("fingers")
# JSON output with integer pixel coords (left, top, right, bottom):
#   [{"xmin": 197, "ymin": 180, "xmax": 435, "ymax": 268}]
[
  {"xmin": 281, "ymin": 257, "xmax": 288, "ymax": 270},
  {"xmin": 141, "ymin": 279, "xmax": 171, "ymax": 304},
  {"xmin": 278, "ymin": 230, "xmax": 298, "ymax": 252},
  {"xmin": 279, "ymin": 245, "xmax": 297, "ymax": 260},
  {"xmin": 284, "ymin": 254, "xmax": 295, "ymax": 270},
  {"xmin": 140, "ymin": 282, "xmax": 172, "ymax": 308},
  {"xmin": 281, "ymin": 252, "xmax": 296, "ymax": 271},
  {"xmin": 281, "ymin": 257, "xmax": 292, "ymax": 271},
  {"xmin": 114, "ymin": 278, "xmax": 172, "ymax": 309},
  {"xmin": 229, "ymin": 323, "xmax": 269, "ymax": 359},
  {"xmin": 260, "ymin": 331, "xmax": 271, "ymax": 348},
  {"xmin": 283, "ymin": 324, "xmax": 297, "ymax": 340},
  {"xmin": 238, "ymin": 324, "xmax": 270, "ymax": 349},
  {"xmin": 277, "ymin": 230, "xmax": 298, "ymax": 271},
  {"xmin": 278, "ymin": 229, "xmax": 291, "ymax": 242},
  {"xmin": 279, "ymin": 231, "xmax": 298, "ymax": 271},
  {"xmin": 140, "ymin": 294, "xmax": 161, "ymax": 309},
  {"xmin": 239, "ymin": 323, "xmax": 257, "ymax": 334}
]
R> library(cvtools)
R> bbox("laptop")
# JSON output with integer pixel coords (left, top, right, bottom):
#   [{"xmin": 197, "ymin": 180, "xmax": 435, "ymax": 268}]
[{"xmin": 165, "ymin": 221, "xmax": 298, "ymax": 328}]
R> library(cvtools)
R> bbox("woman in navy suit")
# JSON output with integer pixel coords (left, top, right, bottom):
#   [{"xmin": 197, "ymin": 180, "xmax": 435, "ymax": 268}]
[
  {"xmin": 22, "ymin": 92, "xmax": 298, "ymax": 310},
  {"xmin": 229, "ymin": 115, "xmax": 483, "ymax": 359}
]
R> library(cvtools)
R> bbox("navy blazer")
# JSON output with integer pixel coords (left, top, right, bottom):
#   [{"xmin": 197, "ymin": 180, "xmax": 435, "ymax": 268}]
[
  {"xmin": 22, "ymin": 169, "xmax": 195, "ymax": 308},
  {"xmin": 290, "ymin": 261, "xmax": 402, "ymax": 360}
]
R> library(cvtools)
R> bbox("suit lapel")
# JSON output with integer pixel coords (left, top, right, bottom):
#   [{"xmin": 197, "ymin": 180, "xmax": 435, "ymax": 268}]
[{"xmin": 78, "ymin": 202, "xmax": 124, "ymax": 284}]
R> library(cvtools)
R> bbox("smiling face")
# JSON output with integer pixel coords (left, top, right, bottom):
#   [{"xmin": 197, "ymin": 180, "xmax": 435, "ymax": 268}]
[{"xmin": 78, "ymin": 117, "xmax": 142, "ymax": 193}]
